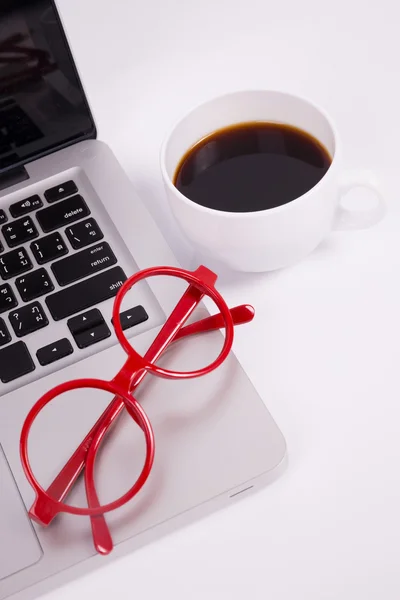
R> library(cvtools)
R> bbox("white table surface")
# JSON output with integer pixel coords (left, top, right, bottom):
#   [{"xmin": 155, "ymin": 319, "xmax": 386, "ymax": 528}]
[{"xmin": 49, "ymin": 1, "xmax": 400, "ymax": 598}]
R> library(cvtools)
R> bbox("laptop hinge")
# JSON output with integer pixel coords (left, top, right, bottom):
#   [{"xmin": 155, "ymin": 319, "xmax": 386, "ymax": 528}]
[{"xmin": 0, "ymin": 165, "xmax": 29, "ymax": 192}]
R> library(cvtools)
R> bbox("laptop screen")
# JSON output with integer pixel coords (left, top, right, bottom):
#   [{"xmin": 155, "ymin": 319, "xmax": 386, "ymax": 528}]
[{"xmin": 0, "ymin": 0, "xmax": 96, "ymax": 175}]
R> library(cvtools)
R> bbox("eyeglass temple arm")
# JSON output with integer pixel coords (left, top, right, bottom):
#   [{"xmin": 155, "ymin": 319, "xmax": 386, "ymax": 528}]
[
  {"xmin": 173, "ymin": 304, "xmax": 254, "ymax": 341},
  {"xmin": 28, "ymin": 304, "xmax": 254, "ymax": 526}
]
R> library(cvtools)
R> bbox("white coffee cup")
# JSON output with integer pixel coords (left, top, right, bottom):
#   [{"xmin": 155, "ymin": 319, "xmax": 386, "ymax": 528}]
[{"xmin": 160, "ymin": 90, "xmax": 385, "ymax": 272}]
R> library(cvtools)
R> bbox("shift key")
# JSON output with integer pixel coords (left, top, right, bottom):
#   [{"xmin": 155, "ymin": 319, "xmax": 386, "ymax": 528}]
[
  {"xmin": 36, "ymin": 195, "xmax": 90, "ymax": 233},
  {"xmin": 46, "ymin": 267, "xmax": 127, "ymax": 321},
  {"xmin": 52, "ymin": 242, "xmax": 117, "ymax": 286}
]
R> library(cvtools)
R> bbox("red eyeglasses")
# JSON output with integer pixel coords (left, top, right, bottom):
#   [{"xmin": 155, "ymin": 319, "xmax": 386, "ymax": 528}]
[{"xmin": 20, "ymin": 265, "xmax": 255, "ymax": 555}]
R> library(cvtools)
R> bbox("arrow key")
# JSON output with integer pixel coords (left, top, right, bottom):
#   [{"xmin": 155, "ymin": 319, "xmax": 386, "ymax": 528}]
[
  {"xmin": 73, "ymin": 322, "xmax": 111, "ymax": 349},
  {"xmin": 112, "ymin": 305, "xmax": 149, "ymax": 331},
  {"xmin": 67, "ymin": 308, "xmax": 104, "ymax": 335},
  {"xmin": 36, "ymin": 338, "xmax": 74, "ymax": 366}
]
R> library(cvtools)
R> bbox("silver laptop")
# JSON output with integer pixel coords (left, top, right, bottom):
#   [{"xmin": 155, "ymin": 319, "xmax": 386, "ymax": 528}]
[{"xmin": 0, "ymin": 2, "xmax": 286, "ymax": 599}]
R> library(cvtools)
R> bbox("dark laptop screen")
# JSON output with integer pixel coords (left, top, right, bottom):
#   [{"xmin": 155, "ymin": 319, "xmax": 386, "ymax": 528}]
[{"xmin": 0, "ymin": 0, "xmax": 95, "ymax": 175}]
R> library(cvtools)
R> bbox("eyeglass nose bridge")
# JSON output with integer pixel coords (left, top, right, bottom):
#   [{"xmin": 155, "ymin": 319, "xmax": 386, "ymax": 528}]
[{"xmin": 112, "ymin": 352, "xmax": 148, "ymax": 392}]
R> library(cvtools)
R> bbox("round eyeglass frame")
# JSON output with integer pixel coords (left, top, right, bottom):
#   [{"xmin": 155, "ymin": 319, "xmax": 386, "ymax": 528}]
[{"xmin": 20, "ymin": 266, "xmax": 235, "ymax": 517}]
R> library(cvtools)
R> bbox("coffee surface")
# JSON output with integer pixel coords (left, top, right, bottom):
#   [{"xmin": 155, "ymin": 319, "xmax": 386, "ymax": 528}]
[{"xmin": 173, "ymin": 122, "xmax": 332, "ymax": 213}]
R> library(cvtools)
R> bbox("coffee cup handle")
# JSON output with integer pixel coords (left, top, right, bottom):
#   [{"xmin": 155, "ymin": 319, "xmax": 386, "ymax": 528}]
[{"xmin": 333, "ymin": 170, "xmax": 386, "ymax": 231}]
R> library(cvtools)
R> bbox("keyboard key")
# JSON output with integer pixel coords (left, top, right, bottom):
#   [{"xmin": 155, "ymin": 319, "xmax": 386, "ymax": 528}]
[
  {"xmin": 0, "ymin": 318, "xmax": 11, "ymax": 347},
  {"xmin": 73, "ymin": 323, "xmax": 111, "ymax": 349},
  {"xmin": 45, "ymin": 180, "xmax": 78, "ymax": 203},
  {"xmin": 46, "ymin": 266, "xmax": 127, "ymax": 321},
  {"xmin": 36, "ymin": 195, "xmax": 90, "ymax": 233},
  {"xmin": 0, "ymin": 284, "xmax": 17, "ymax": 313},
  {"xmin": 113, "ymin": 305, "xmax": 149, "ymax": 331},
  {"xmin": 36, "ymin": 338, "xmax": 73, "ymax": 366},
  {"xmin": 66, "ymin": 218, "xmax": 104, "ymax": 249},
  {"xmin": 9, "ymin": 302, "xmax": 49, "ymax": 337},
  {"xmin": 10, "ymin": 195, "xmax": 43, "ymax": 218},
  {"xmin": 52, "ymin": 242, "xmax": 117, "ymax": 286},
  {"xmin": 2, "ymin": 217, "xmax": 38, "ymax": 248},
  {"xmin": 0, "ymin": 248, "xmax": 32, "ymax": 280},
  {"xmin": 0, "ymin": 342, "xmax": 35, "ymax": 383},
  {"xmin": 0, "ymin": 210, "xmax": 7, "ymax": 224},
  {"xmin": 16, "ymin": 269, "xmax": 54, "ymax": 302},
  {"xmin": 31, "ymin": 232, "xmax": 68, "ymax": 265},
  {"xmin": 67, "ymin": 308, "xmax": 104, "ymax": 335}
]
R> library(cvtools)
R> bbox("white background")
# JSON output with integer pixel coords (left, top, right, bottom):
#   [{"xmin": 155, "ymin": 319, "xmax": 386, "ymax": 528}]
[{"xmin": 50, "ymin": 0, "xmax": 400, "ymax": 598}]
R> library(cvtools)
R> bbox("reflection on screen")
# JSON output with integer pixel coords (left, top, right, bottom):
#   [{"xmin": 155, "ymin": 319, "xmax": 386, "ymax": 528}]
[{"xmin": 0, "ymin": 0, "xmax": 95, "ymax": 173}]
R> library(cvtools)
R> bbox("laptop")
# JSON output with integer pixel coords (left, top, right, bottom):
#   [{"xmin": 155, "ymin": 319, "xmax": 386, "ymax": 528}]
[{"xmin": 0, "ymin": 2, "xmax": 286, "ymax": 599}]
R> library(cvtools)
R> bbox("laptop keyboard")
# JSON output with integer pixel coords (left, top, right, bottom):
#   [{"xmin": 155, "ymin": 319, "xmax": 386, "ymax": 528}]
[{"xmin": 0, "ymin": 179, "xmax": 155, "ymax": 389}]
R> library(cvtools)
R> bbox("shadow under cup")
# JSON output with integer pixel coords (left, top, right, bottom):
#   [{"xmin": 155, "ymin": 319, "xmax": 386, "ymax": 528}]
[{"xmin": 161, "ymin": 90, "xmax": 341, "ymax": 272}]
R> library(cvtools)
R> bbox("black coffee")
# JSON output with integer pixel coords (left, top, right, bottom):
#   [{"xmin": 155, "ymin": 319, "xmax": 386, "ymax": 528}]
[{"xmin": 173, "ymin": 122, "xmax": 332, "ymax": 213}]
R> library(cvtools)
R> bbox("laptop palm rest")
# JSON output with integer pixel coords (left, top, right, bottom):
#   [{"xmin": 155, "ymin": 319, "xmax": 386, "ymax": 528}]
[{"xmin": 0, "ymin": 446, "xmax": 42, "ymax": 581}]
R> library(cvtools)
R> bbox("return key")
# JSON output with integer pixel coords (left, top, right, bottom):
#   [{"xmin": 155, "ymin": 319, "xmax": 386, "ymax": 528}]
[{"xmin": 51, "ymin": 242, "xmax": 117, "ymax": 286}]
